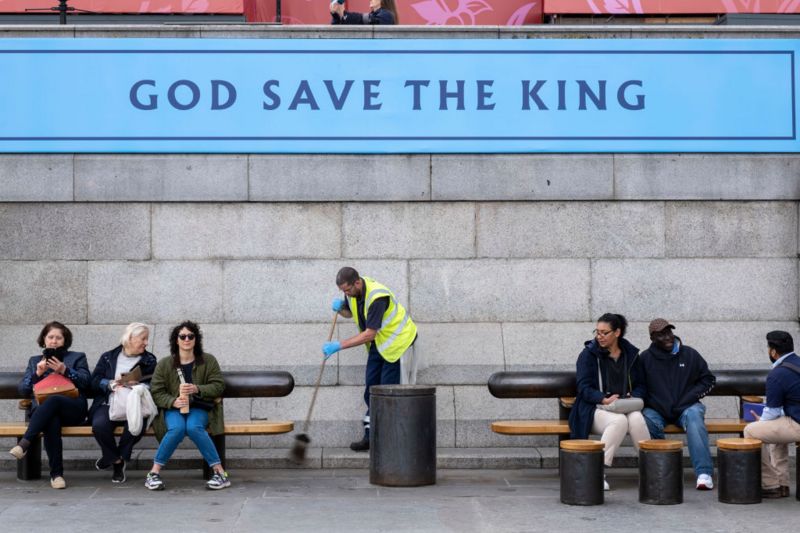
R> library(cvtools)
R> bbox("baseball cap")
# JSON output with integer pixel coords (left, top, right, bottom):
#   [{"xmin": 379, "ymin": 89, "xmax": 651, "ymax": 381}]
[{"xmin": 648, "ymin": 318, "xmax": 675, "ymax": 335}]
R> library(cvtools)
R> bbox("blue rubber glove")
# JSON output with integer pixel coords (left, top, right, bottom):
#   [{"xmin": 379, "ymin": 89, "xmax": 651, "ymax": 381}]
[
  {"xmin": 322, "ymin": 341, "xmax": 341, "ymax": 360},
  {"xmin": 332, "ymin": 298, "xmax": 345, "ymax": 312}
]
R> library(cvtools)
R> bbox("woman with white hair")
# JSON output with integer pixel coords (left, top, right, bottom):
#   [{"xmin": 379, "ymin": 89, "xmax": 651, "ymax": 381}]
[{"xmin": 89, "ymin": 323, "xmax": 158, "ymax": 483}]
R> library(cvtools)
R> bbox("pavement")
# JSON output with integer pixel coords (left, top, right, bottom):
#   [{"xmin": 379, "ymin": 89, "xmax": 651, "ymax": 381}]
[{"xmin": 0, "ymin": 467, "xmax": 796, "ymax": 533}]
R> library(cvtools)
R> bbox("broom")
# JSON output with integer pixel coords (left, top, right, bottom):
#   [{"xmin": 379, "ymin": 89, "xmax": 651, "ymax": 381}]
[{"xmin": 289, "ymin": 311, "xmax": 339, "ymax": 464}]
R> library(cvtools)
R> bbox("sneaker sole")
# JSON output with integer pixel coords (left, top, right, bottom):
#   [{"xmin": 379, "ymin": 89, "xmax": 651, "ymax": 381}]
[
  {"xmin": 206, "ymin": 482, "xmax": 231, "ymax": 490},
  {"xmin": 145, "ymin": 484, "xmax": 165, "ymax": 491},
  {"xmin": 696, "ymin": 484, "xmax": 713, "ymax": 491},
  {"xmin": 95, "ymin": 459, "xmax": 111, "ymax": 471}
]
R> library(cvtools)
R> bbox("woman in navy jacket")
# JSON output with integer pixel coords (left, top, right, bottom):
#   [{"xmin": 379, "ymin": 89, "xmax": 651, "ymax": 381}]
[
  {"xmin": 330, "ymin": 0, "xmax": 399, "ymax": 25},
  {"xmin": 568, "ymin": 313, "xmax": 649, "ymax": 490},
  {"xmin": 10, "ymin": 321, "xmax": 91, "ymax": 489},
  {"xmin": 89, "ymin": 323, "xmax": 158, "ymax": 484}
]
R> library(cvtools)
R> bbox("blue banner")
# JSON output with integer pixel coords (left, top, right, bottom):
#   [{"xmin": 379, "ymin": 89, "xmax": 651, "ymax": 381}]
[{"xmin": 0, "ymin": 38, "xmax": 796, "ymax": 153}]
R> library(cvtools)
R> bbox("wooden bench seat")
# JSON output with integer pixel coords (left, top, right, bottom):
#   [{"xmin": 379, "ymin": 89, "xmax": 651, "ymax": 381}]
[
  {"xmin": 0, "ymin": 420, "xmax": 293, "ymax": 438},
  {"xmin": 491, "ymin": 418, "xmax": 748, "ymax": 436}
]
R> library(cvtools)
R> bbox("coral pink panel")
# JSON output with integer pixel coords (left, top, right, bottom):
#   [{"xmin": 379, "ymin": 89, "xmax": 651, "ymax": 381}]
[
  {"xmin": 543, "ymin": 0, "xmax": 800, "ymax": 15},
  {"xmin": 0, "ymin": 0, "xmax": 243, "ymax": 14},
  {"xmin": 245, "ymin": 0, "xmax": 543, "ymax": 25}
]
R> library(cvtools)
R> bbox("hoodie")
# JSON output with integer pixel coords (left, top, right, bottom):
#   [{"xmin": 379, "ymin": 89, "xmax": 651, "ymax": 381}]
[
  {"xmin": 638, "ymin": 336, "xmax": 715, "ymax": 423},
  {"xmin": 568, "ymin": 337, "xmax": 645, "ymax": 439}
]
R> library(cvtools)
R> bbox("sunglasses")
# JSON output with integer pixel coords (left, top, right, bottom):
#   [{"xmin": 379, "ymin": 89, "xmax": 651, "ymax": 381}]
[{"xmin": 178, "ymin": 334, "xmax": 196, "ymax": 341}]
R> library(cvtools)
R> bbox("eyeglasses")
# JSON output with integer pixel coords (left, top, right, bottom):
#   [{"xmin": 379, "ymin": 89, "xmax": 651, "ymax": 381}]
[
  {"xmin": 178, "ymin": 334, "xmax": 195, "ymax": 341},
  {"xmin": 593, "ymin": 329, "xmax": 614, "ymax": 337}
]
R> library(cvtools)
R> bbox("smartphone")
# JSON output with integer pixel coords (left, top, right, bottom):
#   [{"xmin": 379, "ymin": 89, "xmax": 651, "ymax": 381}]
[{"xmin": 42, "ymin": 348, "xmax": 64, "ymax": 362}]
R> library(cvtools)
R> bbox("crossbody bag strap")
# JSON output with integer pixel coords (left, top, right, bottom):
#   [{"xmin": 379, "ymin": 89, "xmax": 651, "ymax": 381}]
[{"xmin": 780, "ymin": 361, "xmax": 800, "ymax": 376}]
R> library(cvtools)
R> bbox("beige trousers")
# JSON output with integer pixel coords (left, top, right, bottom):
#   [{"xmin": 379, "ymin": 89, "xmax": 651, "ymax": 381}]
[
  {"xmin": 591, "ymin": 409, "xmax": 651, "ymax": 467},
  {"xmin": 743, "ymin": 416, "xmax": 800, "ymax": 488}
]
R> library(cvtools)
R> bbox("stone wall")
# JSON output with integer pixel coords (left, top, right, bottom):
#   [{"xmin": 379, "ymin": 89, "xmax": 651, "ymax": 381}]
[{"xmin": 1, "ymin": 26, "xmax": 799, "ymax": 457}]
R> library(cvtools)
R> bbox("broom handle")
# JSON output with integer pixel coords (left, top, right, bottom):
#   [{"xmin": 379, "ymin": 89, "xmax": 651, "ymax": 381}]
[{"xmin": 302, "ymin": 312, "xmax": 339, "ymax": 433}]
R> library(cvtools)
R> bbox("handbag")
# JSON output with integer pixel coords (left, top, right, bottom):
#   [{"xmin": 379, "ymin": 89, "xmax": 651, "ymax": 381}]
[
  {"xmin": 33, "ymin": 373, "xmax": 78, "ymax": 405},
  {"xmin": 108, "ymin": 386, "xmax": 133, "ymax": 421},
  {"xmin": 597, "ymin": 397, "xmax": 644, "ymax": 414},
  {"xmin": 190, "ymin": 395, "xmax": 219, "ymax": 411}
]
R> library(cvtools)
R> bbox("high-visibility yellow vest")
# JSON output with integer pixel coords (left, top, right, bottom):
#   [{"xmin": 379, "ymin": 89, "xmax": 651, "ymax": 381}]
[{"xmin": 348, "ymin": 277, "xmax": 417, "ymax": 363}]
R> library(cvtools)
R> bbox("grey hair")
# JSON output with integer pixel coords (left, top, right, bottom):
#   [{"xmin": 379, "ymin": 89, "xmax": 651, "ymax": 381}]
[{"xmin": 120, "ymin": 322, "xmax": 150, "ymax": 348}]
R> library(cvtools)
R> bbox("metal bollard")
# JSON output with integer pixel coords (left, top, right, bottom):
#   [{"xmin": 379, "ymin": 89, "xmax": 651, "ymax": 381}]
[
  {"xmin": 369, "ymin": 385, "xmax": 436, "ymax": 487},
  {"xmin": 718, "ymin": 438, "xmax": 762, "ymax": 504},
  {"xmin": 638, "ymin": 439, "xmax": 683, "ymax": 505},
  {"xmin": 560, "ymin": 440, "xmax": 604, "ymax": 505}
]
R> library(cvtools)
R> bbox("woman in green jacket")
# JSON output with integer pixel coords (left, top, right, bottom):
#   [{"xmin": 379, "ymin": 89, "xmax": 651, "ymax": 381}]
[{"xmin": 144, "ymin": 321, "xmax": 229, "ymax": 491}]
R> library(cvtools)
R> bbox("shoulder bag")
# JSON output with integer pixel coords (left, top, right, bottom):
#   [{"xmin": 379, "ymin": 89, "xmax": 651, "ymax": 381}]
[{"xmin": 33, "ymin": 373, "xmax": 78, "ymax": 405}]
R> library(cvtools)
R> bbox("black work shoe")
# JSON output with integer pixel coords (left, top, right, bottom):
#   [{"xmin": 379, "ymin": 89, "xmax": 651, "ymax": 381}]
[
  {"xmin": 95, "ymin": 457, "xmax": 111, "ymax": 471},
  {"xmin": 349, "ymin": 436, "xmax": 369, "ymax": 452},
  {"xmin": 762, "ymin": 486, "xmax": 784, "ymax": 499},
  {"xmin": 112, "ymin": 460, "xmax": 126, "ymax": 484}
]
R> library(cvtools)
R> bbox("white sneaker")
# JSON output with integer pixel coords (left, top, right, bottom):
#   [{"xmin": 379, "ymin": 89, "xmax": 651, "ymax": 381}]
[
  {"xmin": 603, "ymin": 476, "xmax": 610, "ymax": 491},
  {"xmin": 696, "ymin": 474, "xmax": 713, "ymax": 490}
]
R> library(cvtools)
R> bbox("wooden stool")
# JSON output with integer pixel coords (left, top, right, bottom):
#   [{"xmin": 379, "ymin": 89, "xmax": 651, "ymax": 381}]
[
  {"xmin": 717, "ymin": 438, "xmax": 762, "ymax": 504},
  {"xmin": 559, "ymin": 439, "xmax": 604, "ymax": 506},
  {"xmin": 639, "ymin": 439, "xmax": 683, "ymax": 505}
]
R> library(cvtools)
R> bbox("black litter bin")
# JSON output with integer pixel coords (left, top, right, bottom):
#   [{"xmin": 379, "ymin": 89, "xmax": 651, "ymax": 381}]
[
  {"xmin": 718, "ymin": 437, "xmax": 762, "ymax": 504},
  {"xmin": 369, "ymin": 385, "xmax": 436, "ymax": 487}
]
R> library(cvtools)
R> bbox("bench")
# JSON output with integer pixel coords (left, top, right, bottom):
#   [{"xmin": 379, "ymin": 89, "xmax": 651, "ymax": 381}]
[
  {"xmin": 0, "ymin": 370, "xmax": 294, "ymax": 480},
  {"xmin": 488, "ymin": 369, "xmax": 769, "ymax": 442}
]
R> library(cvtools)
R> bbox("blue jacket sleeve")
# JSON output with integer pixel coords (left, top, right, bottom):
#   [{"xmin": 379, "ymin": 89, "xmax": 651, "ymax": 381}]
[
  {"xmin": 18, "ymin": 357, "xmax": 40, "ymax": 397},
  {"xmin": 65, "ymin": 353, "xmax": 92, "ymax": 395},
  {"xmin": 575, "ymin": 351, "xmax": 605, "ymax": 405},
  {"xmin": 91, "ymin": 352, "xmax": 113, "ymax": 397}
]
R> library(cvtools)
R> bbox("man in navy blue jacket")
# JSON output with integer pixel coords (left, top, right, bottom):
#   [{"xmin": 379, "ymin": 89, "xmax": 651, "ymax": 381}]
[
  {"xmin": 744, "ymin": 330, "xmax": 800, "ymax": 498},
  {"xmin": 639, "ymin": 318, "xmax": 716, "ymax": 490}
]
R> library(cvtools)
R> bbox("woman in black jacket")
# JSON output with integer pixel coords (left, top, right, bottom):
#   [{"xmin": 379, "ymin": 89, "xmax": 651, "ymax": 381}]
[
  {"xmin": 330, "ymin": 0, "xmax": 399, "ymax": 25},
  {"xmin": 89, "ymin": 322, "xmax": 158, "ymax": 484},
  {"xmin": 10, "ymin": 321, "xmax": 91, "ymax": 489},
  {"xmin": 568, "ymin": 313, "xmax": 649, "ymax": 490}
]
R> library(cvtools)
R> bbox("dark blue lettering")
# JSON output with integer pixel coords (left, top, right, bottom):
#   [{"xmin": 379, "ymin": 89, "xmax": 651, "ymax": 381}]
[
  {"xmin": 211, "ymin": 80, "xmax": 237, "ymax": 111},
  {"xmin": 557, "ymin": 80, "xmax": 566, "ymax": 111},
  {"xmin": 577, "ymin": 80, "xmax": 607, "ymax": 110},
  {"xmin": 262, "ymin": 80, "xmax": 281, "ymax": 110},
  {"xmin": 618, "ymin": 80, "xmax": 645, "ymax": 110},
  {"xmin": 167, "ymin": 80, "xmax": 200, "ymax": 111},
  {"xmin": 404, "ymin": 80, "xmax": 430, "ymax": 110},
  {"xmin": 363, "ymin": 80, "xmax": 381, "ymax": 110},
  {"xmin": 324, "ymin": 80, "xmax": 354, "ymax": 110},
  {"xmin": 522, "ymin": 80, "xmax": 548, "ymax": 110},
  {"xmin": 289, "ymin": 81, "xmax": 320, "ymax": 110},
  {"xmin": 130, "ymin": 80, "xmax": 157, "ymax": 110},
  {"xmin": 476, "ymin": 80, "xmax": 495, "ymax": 111},
  {"xmin": 439, "ymin": 80, "xmax": 465, "ymax": 111}
]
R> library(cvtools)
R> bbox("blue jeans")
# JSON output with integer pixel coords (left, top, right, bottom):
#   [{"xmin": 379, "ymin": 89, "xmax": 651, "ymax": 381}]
[
  {"xmin": 643, "ymin": 402, "xmax": 713, "ymax": 477},
  {"xmin": 154, "ymin": 409, "xmax": 221, "ymax": 468}
]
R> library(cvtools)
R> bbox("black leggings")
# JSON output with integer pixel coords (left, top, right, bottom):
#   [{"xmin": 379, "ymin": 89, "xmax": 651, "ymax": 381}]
[{"xmin": 24, "ymin": 395, "xmax": 88, "ymax": 478}]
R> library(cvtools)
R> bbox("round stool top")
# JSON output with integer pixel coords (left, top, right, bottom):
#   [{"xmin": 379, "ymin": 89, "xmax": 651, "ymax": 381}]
[
  {"xmin": 639, "ymin": 439, "xmax": 683, "ymax": 451},
  {"xmin": 369, "ymin": 385, "xmax": 436, "ymax": 397},
  {"xmin": 741, "ymin": 395, "xmax": 763, "ymax": 403},
  {"xmin": 560, "ymin": 439, "xmax": 604, "ymax": 452},
  {"xmin": 717, "ymin": 437, "xmax": 762, "ymax": 451}
]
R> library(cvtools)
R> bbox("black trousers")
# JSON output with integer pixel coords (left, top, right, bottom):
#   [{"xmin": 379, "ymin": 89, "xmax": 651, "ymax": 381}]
[
  {"xmin": 91, "ymin": 404, "xmax": 146, "ymax": 464},
  {"xmin": 24, "ymin": 395, "xmax": 88, "ymax": 478}
]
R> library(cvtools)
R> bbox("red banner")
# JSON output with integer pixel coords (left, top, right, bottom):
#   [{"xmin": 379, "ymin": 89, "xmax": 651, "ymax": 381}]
[
  {"xmin": 543, "ymin": 0, "xmax": 800, "ymax": 15},
  {"xmin": 246, "ymin": 0, "xmax": 543, "ymax": 25},
  {"xmin": 0, "ymin": 0, "xmax": 243, "ymax": 13}
]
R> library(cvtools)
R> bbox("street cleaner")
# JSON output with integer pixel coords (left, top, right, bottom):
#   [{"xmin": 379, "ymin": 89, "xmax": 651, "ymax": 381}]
[{"xmin": 322, "ymin": 266, "xmax": 418, "ymax": 452}]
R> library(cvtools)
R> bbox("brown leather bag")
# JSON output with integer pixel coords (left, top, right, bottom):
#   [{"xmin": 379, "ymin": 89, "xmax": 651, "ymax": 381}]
[{"xmin": 33, "ymin": 373, "xmax": 78, "ymax": 404}]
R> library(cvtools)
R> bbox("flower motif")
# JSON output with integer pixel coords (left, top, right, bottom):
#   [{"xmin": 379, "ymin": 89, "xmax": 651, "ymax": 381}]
[
  {"xmin": 506, "ymin": 2, "xmax": 538, "ymax": 25},
  {"xmin": 411, "ymin": 0, "xmax": 494, "ymax": 25},
  {"xmin": 585, "ymin": 0, "xmax": 644, "ymax": 14}
]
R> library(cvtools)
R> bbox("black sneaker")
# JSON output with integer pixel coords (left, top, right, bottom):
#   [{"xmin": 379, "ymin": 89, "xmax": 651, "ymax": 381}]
[
  {"xmin": 112, "ymin": 460, "xmax": 126, "ymax": 484},
  {"xmin": 95, "ymin": 457, "xmax": 111, "ymax": 471},
  {"xmin": 144, "ymin": 472, "xmax": 164, "ymax": 491},
  {"xmin": 206, "ymin": 471, "xmax": 231, "ymax": 490},
  {"xmin": 349, "ymin": 436, "xmax": 369, "ymax": 452}
]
